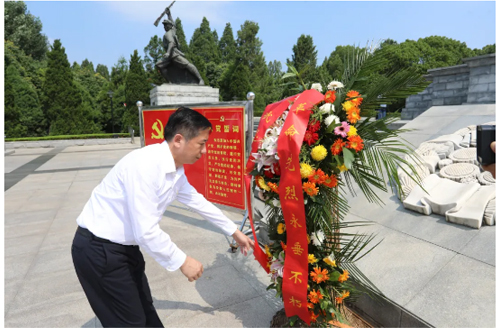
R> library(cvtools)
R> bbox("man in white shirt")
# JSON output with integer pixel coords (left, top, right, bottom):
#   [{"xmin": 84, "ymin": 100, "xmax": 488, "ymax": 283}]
[{"xmin": 71, "ymin": 107, "xmax": 254, "ymax": 327}]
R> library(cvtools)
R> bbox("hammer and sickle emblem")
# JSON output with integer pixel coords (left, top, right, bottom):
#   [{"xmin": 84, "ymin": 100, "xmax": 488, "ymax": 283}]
[
  {"xmin": 220, "ymin": 116, "xmax": 225, "ymax": 122},
  {"xmin": 151, "ymin": 119, "xmax": 164, "ymax": 139}
]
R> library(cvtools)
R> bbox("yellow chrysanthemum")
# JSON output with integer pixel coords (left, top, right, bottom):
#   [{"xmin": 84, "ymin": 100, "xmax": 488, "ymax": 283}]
[
  {"xmin": 277, "ymin": 223, "xmax": 286, "ymax": 234},
  {"xmin": 347, "ymin": 125, "xmax": 358, "ymax": 137},
  {"xmin": 300, "ymin": 163, "xmax": 314, "ymax": 179},
  {"xmin": 257, "ymin": 176, "xmax": 271, "ymax": 191},
  {"xmin": 308, "ymin": 254, "xmax": 318, "ymax": 264},
  {"xmin": 337, "ymin": 164, "xmax": 348, "ymax": 172},
  {"xmin": 323, "ymin": 255, "xmax": 336, "ymax": 267},
  {"xmin": 264, "ymin": 245, "xmax": 272, "ymax": 258},
  {"xmin": 342, "ymin": 101, "xmax": 356, "ymax": 112},
  {"xmin": 310, "ymin": 145, "xmax": 328, "ymax": 161}
]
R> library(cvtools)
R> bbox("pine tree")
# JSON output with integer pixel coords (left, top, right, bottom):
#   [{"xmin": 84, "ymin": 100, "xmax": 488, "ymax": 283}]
[
  {"xmin": 189, "ymin": 17, "xmax": 220, "ymax": 64},
  {"xmin": 96, "ymin": 64, "xmax": 110, "ymax": 81},
  {"xmin": 81, "ymin": 58, "xmax": 95, "ymax": 72},
  {"xmin": 287, "ymin": 34, "xmax": 319, "ymax": 84},
  {"xmin": 111, "ymin": 56, "xmax": 129, "ymax": 88},
  {"xmin": 42, "ymin": 39, "xmax": 98, "ymax": 135},
  {"xmin": 175, "ymin": 18, "xmax": 189, "ymax": 55},
  {"xmin": 5, "ymin": 65, "xmax": 27, "ymax": 137},
  {"xmin": 123, "ymin": 50, "xmax": 150, "ymax": 134},
  {"xmin": 143, "ymin": 35, "xmax": 164, "ymax": 85},
  {"xmin": 219, "ymin": 23, "xmax": 236, "ymax": 63}
]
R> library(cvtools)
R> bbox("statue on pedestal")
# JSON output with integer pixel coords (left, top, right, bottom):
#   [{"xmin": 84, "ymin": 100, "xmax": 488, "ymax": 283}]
[{"xmin": 154, "ymin": 3, "xmax": 205, "ymax": 85}]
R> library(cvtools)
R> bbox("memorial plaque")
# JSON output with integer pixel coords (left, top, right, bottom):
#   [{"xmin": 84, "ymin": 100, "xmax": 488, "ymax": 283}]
[{"xmin": 142, "ymin": 106, "xmax": 246, "ymax": 209}]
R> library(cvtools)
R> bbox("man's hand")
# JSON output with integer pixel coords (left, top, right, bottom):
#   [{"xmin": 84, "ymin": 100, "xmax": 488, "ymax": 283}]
[
  {"xmin": 482, "ymin": 141, "xmax": 496, "ymax": 178},
  {"xmin": 232, "ymin": 230, "xmax": 255, "ymax": 256},
  {"xmin": 180, "ymin": 256, "xmax": 203, "ymax": 282}
]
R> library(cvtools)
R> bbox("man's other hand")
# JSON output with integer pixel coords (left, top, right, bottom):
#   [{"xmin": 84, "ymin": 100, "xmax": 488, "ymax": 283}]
[
  {"xmin": 232, "ymin": 230, "xmax": 255, "ymax": 256},
  {"xmin": 180, "ymin": 256, "xmax": 203, "ymax": 282}
]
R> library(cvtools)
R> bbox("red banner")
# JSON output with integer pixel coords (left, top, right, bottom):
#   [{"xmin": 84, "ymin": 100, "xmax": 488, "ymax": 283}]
[
  {"xmin": 277, "ymin": 90, "xmax": 324, "ymax": 324},
  {"xmin": 244, "ymin": 95, "xmax": 299, "ymax": 272},
  {"xmin": 142, "ymin": 106, "xmax": 246, "ymax": 209}
]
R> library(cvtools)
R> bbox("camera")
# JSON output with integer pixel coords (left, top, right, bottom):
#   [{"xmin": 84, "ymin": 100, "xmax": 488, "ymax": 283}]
[{"xmin": 476, "ymin": 125, "xmax": 496, "ymax": 166}]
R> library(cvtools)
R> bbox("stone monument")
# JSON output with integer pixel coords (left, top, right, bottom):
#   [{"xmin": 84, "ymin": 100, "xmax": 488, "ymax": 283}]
[{"xmin": 150, "ymin": 2, "xmax": 219, "ymax": 106}]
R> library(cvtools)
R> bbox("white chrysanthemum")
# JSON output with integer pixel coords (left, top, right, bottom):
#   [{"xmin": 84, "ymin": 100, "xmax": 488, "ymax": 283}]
[
  {"xmin": 319, "ymin": 103, "xmax": 334, "ymax": 114},
  {"xmin": 328, "ymin": 80, "xmax": 344, "ymax": 90},
  {"xmin": 311, "ymin": 83, "xmax": 323, "ymax": 93},
  {"xmin": 324, "ymin": 115, "xmax": 340, "ymax": 127},
  {"xmin": 311, "ymin": 230, "xmax": 325, "ymax": 246}
]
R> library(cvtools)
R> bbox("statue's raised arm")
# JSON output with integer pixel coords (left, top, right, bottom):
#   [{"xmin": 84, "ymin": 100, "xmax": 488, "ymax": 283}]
[{"xmin": 154, "ymin": 2, "xmax": 205, "ymax": 85}]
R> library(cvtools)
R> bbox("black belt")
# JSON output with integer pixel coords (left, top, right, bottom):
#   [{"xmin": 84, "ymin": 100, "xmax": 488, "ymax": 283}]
[{"xmin": 77, "ymin": 226, "xmax": 117, "ymax": 244}]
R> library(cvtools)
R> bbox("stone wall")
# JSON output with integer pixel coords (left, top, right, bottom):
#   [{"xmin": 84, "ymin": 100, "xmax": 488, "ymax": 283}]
[{"xmin": 401, "ymin": 54, "xmax": 495, "ymax": 120}]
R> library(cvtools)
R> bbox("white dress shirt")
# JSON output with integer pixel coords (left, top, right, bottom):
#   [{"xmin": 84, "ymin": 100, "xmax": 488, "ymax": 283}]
[{"xmin": 77, "ymin": 141, "xmax": 238, "ymax": 271}]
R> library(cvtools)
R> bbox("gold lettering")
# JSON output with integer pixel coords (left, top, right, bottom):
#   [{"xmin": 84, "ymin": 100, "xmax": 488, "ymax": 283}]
[
  {"xmin": 289, "ymin": 271, "xmax": 303, "ymax": 284},
  {"xmin": 290, "ymin": 214, "xmax": 302, "ymax": 228},
  {"xmin": 292, "ymin": 242, "xmax": 304, "ymax": 256},
  {"xmin": 284, "ymin": 125, "xmax": 299, "ymax": 140},
  {"xmin": 289, "ymin": 296, "xmax": 302, "ymax": 308},
  {"xmin": 285, "ymin": 186, "xmax": 298, "ymax": 201}
]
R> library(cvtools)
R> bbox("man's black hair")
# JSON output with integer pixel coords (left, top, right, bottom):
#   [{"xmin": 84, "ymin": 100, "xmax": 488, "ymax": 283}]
[{"xmin": 164, "ymin": 107, "xmax": 212, "ymax": 142}]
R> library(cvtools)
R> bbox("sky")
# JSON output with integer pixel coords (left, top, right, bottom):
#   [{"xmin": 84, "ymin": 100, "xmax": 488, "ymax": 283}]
[{"xmin": 15, "ymin": 1, "xmax": 498, "ymax": 70}]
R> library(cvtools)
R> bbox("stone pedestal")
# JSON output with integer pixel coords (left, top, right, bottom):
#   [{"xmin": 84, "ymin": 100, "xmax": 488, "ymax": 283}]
[{"xmin": 149, "ymin": 84, "xmax": 219, "ymax": 106}]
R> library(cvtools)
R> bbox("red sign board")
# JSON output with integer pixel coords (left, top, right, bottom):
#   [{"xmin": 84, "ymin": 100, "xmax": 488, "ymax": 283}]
[{"xmin": 142, "ymin": 106, "xmax": 246, "ymax": 209}]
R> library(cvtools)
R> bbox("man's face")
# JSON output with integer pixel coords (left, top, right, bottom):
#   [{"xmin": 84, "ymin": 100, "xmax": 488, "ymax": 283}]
[
  {"xmin": 179, "ymin": 128, "xmax": 210, "ymax": 165},
  {"xmin": 164, "ymin": 23, "xmax": 173, "ymax": 31}
]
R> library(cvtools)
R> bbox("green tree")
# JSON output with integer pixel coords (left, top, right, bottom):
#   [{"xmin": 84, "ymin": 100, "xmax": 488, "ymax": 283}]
[
  {"xmin": 189, "ymin": 17, "xmax": 220, "ymax": 64},
  {"xmin": 111, "ymin": 56, "xmax": 129, "ymax": 88},
  {"xmin": 5, "ymin": 38, "xmax": 46, "ymax": 92},
  {"xmin": 473, "ymin": 44, "xmax": 496, "ymax": 56},
  {"xmin": 123, "ymin": 50, "xmax": 150, "ymax": 133},
  {"xmin": 205, "ymin": 62, "xmax": 228, "ymax": 88},
  {"xmin": 5, "ymin": 64, "xmax": 27, "ymax": 137},
  {"xmin": 219, "ymin": 23, "xmax": 236, "ymax": 63},
  {"xmin": 95, "ymin": 81, "xmax": 126, "ymax": 133},
  {"xmin": 81, "ymin": 58, "xmax": 95, "ymax": 72},
  {"xmin": 175, "ymin": 17, "xmax": 189, "ymax": 55},
  {"xmin": 42, "ymin": 39, "xmax": 99, "ymax": 135},
  {"xmin": 143, "ymin": 35, "xmax": 164, "ymax": 86},
  {"xmin": 4, "ymin": 1, "xmax": 49, "ymax": 60},
  {"xmin": 287, "ymin": 34, "xmax": 319, "ymax": 83},
  {"xmin": 220, "ymin": 21, "xmax": 270, "ymax": 112},
  {"xmin": 96, "ymin": 64, "xmax": 110, "ymax": 81}
]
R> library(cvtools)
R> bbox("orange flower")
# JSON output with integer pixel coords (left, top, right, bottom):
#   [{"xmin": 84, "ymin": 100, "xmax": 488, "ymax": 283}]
[
  {"xmin": 331, "ymin": 139, "xmax": 346, "ymax": 156},
  {"xmin": 346, "ymin": 108, "xmax": 361, "ymax": 124},
  {"xmin": 325, "ymin": 90, "xmax": 336, "ymax": 103},
  {"xmin": 335, "ymin": 291, "xmax": 350, "ymax": 304},
  {"xmin": 308, "ymin": 168, "xmax": 326, "ymax": 184},
  {"xmin": 338, "ymin": 269, "xmax": 349, "ymax": 283},
  {"xmin": 310, "ymin": 266, "xmax": 330, "ymax": 284},
  {"xmin": 347, "ymin": 135, "xmax": 364, "ymax": 152},
  {"xmin": 267, "ymin": 182, "xmax": 279, "ymax": 193},
  {"xmin": 308, "ymin": 289, "xmax": 324, "ymax": 304},
  {"xmin": 303, "ymin": 182, "xmax": 319, "ymax": 196},
  {"xmin": 280, "ymin": 241, "xmax": 287, "ymax": 251},
  {"xmin": 309, "ymin": 311, "xmax": 319, "ymax": 323},
  {"xmin": 323, "ymin": 174, "xmax": 338, "ymax": 188},
  {"xmin": 307, "ymin": 302, "xmax": 315, "ymax": 309},
  {"xmin": 346, "ymin": 90, "xmax": 363, "ymax": 106}
]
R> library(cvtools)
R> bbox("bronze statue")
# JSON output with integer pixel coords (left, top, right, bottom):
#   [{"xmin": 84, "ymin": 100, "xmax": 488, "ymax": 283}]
[{"xmin": 155, "ymin": 4, "xmax": 205, "ymax": 85}]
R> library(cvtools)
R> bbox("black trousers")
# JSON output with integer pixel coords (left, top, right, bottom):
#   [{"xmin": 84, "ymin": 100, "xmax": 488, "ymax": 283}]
[{"xmin": 71, "ymin": 227, "xmax": 164, "ymax": 328}]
